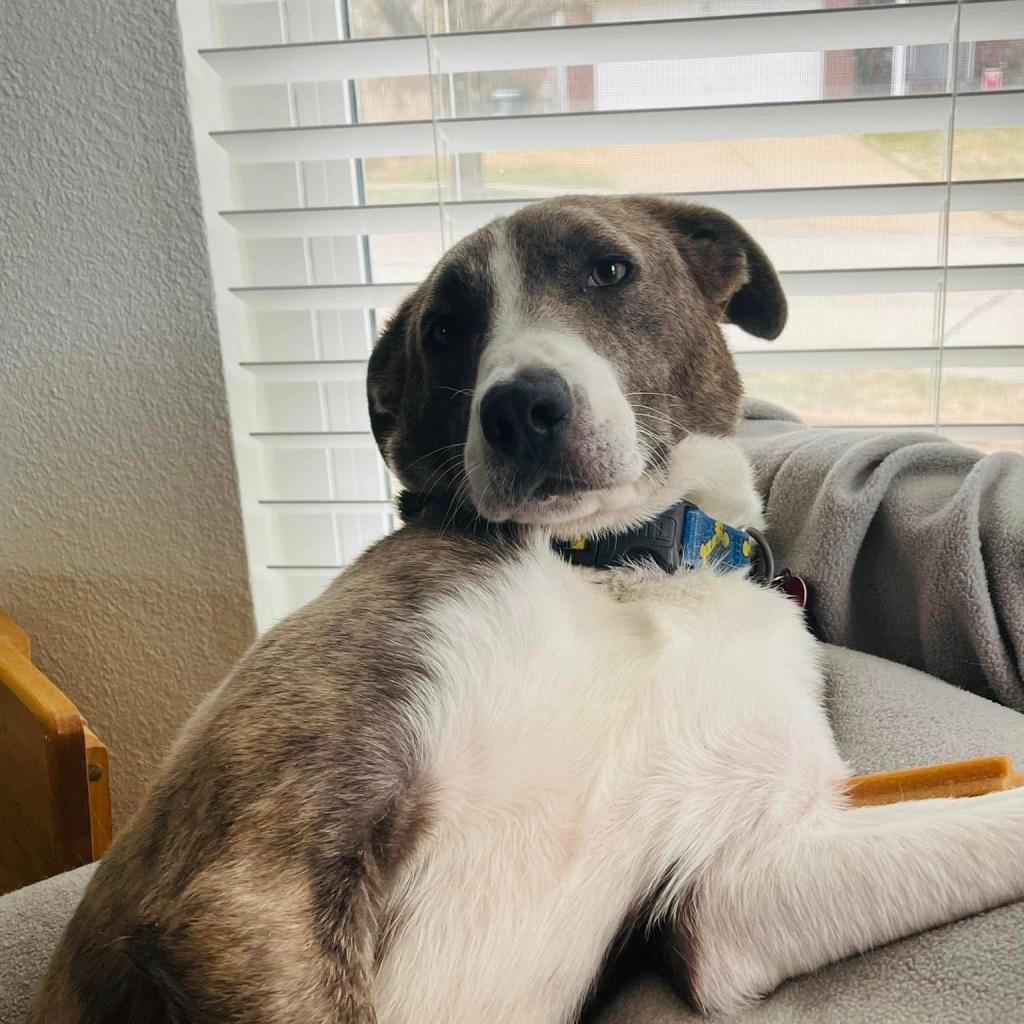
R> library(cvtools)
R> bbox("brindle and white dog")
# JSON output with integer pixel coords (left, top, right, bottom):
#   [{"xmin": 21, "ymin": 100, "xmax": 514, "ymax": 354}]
[{"xmin": 31, "ymin": 196, "xmax": 1024, "ymax": 1024}]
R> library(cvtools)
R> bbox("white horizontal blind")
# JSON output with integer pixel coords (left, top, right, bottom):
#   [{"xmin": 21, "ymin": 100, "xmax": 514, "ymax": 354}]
[{"xmin": 176, "ymin": 0, "xmax": 1024, "ymax": 631}]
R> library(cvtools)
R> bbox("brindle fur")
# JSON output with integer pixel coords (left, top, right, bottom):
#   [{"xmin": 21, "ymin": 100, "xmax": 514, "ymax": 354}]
[
  {"xmin": 29, "ymin": 196, "xmax": 785, "ymax": 1023},
  {"xmin": 29, "ymin": 526, "xmax": 518, "ymax": 1024}
]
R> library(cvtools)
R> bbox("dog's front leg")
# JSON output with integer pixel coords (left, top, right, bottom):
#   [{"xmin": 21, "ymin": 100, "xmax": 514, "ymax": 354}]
[{"xmin": 668, "ymin": 788, "xmax": 1024, "ymax": 1014}]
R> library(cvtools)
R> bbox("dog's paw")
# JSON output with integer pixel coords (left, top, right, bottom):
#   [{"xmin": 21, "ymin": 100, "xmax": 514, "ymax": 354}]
[{"xmin": 684, "ymin": 929, "xmax": 783, "ymax": 1016}]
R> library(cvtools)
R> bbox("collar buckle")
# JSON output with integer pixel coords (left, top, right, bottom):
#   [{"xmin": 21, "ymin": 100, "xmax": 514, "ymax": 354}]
[{"xmin": 555, "ymin": 502, "xmax": 694, "ymax": 574}]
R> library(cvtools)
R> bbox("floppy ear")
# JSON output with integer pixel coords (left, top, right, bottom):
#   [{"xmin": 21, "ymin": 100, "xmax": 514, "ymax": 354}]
[
  {"xmin": 639, "ymin": 198, "xmax": 787, "ymax": 340},
  {"xmin": 366, "ymin": 299, "xmax": 413, "ymax": 457}
]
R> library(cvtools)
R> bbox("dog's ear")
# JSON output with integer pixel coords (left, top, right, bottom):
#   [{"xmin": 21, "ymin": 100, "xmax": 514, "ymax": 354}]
[
  {"xmin": 367, "ymin": 299, "xmax": 413, "ymax": 458},
  {"xmin": 637, "ymin": 198, "xmax": 787, "ymax": 340}
]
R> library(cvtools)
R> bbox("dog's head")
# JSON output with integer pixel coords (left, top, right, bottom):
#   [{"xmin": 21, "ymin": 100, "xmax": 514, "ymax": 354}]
[{"xmin": 367, "ymin": 195, "xmax": 785, "ymax": 535}]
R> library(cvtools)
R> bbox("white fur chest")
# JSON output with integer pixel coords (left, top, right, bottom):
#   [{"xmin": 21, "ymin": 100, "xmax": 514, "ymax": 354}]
[{"xmin": 373, "ymin": 540, "xmax": 822, "ymax": 1024}]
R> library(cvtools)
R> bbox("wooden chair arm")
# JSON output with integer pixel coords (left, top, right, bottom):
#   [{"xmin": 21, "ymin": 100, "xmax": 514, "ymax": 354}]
[{"xmin": 0, "ymin": 615, "xmax": 111, "ymax": 892}]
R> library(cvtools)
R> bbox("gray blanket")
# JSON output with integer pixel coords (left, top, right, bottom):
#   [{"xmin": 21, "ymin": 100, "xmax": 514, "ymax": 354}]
[{"xmin": 739, "ymin": 399, "xmax": 1024, "ymax": 711}]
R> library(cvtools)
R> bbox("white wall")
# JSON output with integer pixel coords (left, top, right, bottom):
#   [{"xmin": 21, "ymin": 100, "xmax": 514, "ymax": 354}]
[{"xmin": 0, "ymin": 0, "xmax": 254, "ymax": 825}]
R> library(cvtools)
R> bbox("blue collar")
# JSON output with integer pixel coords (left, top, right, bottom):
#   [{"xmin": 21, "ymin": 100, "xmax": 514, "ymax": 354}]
[
  {"xmin": 553, "ymin": 500, "xmax": 773, "ymax": 579},
  {"xmin": 397, "ymin": 491, "xmax": 773, "ymax": 582}
]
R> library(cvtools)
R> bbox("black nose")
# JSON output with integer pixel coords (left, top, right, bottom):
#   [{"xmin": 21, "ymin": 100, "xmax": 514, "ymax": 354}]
[{"xmin": 479, "ymin": 371, "xmax": 572, "ymax": 465}]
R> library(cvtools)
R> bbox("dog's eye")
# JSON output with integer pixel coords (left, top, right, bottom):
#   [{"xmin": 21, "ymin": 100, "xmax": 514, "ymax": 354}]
[
  {"xmin": 588, "ymin": 258, "xmax": 632, "ymax": 288},
  {"xmin": 426, "ymin": 315, "xmax": 462, "ymax": 349}
]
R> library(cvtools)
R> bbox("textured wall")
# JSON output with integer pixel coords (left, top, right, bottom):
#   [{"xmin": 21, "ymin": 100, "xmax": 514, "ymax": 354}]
[{"xmin": 0, "ymin": 1, "xmax": 254, "ymax": 824}]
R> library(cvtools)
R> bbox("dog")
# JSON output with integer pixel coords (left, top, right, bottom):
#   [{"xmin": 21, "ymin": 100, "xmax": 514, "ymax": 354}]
[{"xmin": 30, "ymin": 195, "xmax": 1024, "ymax": 1024}]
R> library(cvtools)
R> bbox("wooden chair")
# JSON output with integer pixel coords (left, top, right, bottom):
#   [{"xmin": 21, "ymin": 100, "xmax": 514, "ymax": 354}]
[{"xmin": 0, "ymin": 610, "xmax": 111, "ymax": 895}]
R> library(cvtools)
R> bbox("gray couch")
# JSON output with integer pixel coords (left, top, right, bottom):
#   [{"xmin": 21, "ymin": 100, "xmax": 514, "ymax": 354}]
[{"xmin": 4, "ymin": 410, "xmax": 1022, "ymax": 1022}]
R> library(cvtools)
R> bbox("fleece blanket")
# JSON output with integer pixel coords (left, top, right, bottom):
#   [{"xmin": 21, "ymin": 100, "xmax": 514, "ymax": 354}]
[{"xmin": 738, "ymin": 399, "xmax": 1024, "ymax": 711}]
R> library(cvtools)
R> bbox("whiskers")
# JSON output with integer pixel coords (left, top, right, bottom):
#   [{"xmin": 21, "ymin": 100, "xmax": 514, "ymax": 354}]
[
  {"xmin": 433, "ymin": 385, "xmax": 475, "ymax": 399},
  {"xmin": 633, "ymin": 419, "xmax": 670, "ymax": 481},
  {"xmin": 418, "ymin": 451, "xmax": 466, "ymax": 498},
  {"xmin": 438, "ymin": 462, "xmax": 481, "ymax": 537},
  {"xmin": 405, "ymin": 442, "xmax": 464, "ymax": 473},
  {"xmin": 629, "ymin": 401, "xmax": 684, "ymax": 483},
  {"xmin": 629, "ymin": 402, "xmax": 689, "ymax": 439}
]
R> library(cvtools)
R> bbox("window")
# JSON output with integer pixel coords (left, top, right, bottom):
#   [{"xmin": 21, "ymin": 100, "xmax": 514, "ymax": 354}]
[{"xmin": 176, "ymin": 0, "xmax": 1024, "ymax": 629}]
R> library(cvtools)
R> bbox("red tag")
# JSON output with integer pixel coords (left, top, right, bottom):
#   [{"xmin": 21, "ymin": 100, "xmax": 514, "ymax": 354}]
[{"xmin": 772, "ymin": 569, "xmax": 808, "ymax": 609}]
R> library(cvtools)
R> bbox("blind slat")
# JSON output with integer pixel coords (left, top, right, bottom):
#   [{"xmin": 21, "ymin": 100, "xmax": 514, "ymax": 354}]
[
  {"xmin": 202, "ymin": 2, "xmax": 937, "ymax": 86},
  {"xmin": 251, "ymin": 431, "xmax": 377, "ymax": 447},
  {"xmin": 222, "ymin": 180, "xmax": 1024, "ymax": 237},
  {"xmin": 238, "ymin": 346, "xmax": 1024, "ymax": 380},
  {"xmin": 202, "ymin": 36, "xmax": 426, "ymax": 86},
  {"xmin": 232, "ymin": 282, "xmax": 411, "ymax": 308},
  {"xmin": 201, "ymin": 0, "xmax": 1022, "ymax": 87},
  {"xmin": 231, "ymin": 264, "xmax": 1024, "ymax": 310},
  {"xmin": 787, "ymin": 264, "xmax": 1024, "ymax": 295},
  {"xmin": 211, "ymin": 91, "xmax": 1023, "ymax": 163},
  {"xmin": 247, "ymin": 423, "xmax": 1023, "ymax": 445},
  {"xmin": 736, "ymin": 344, "xmax": 1024, "ymax": 372},
  {"xmin": 240, "ymin": 360, "xmax": 368, "ymax": 381},
  {"xmin": 258, "ymin": 500, "xmax": 393, "ymax": 510}
]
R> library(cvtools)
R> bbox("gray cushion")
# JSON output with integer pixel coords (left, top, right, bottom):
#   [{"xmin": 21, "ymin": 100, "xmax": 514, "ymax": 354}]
[
  {"xmin": 3, "ymin": 647, "xmax": 1024, "ymax": 1022},
  {"xmin": 0, "ymin": 863, "xmax": 96, "ymax": 1024}
]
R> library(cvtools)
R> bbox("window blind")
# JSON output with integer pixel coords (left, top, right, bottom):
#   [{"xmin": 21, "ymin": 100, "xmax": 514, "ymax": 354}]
[{"xmin": 176, "ymin": 0, "xmax": 1024, "ymax": 631}]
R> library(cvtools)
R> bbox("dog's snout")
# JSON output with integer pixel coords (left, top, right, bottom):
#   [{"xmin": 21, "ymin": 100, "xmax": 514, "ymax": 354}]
[{"xmin": 480, "ymin": 372, "xmax": 571, "ymax": 465}]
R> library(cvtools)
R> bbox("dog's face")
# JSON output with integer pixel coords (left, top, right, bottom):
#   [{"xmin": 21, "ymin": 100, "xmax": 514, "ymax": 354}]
[{"xmin": 367, "ymin": 195, "xmax": 785, "ymax": 535}]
